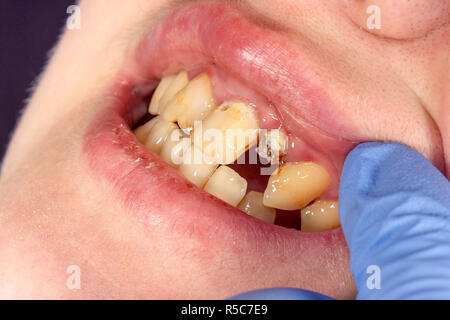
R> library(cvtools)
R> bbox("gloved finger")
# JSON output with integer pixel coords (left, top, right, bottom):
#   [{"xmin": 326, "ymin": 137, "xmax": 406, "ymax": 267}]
[
  {"xmin": 339, "ymin": 142, "xmax": 450, "ymax": 299},
  {"xmin": 228, "ymin": 288, "xmax": 333, "ymax": 300}
]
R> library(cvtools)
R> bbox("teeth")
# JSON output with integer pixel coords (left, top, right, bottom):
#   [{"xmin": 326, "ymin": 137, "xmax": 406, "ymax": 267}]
[
  {"xmin": 157, "ymin": 70, "xmax": 189, "ymax": 114},
  {"xmin": 257, "ymin": 129, "xmax": 288, "ymax": 164},
  {"xmin": 148, "ymin": 75, "xmax": 176, "ymax": 115},
  {"xmin": 193, "ymin": 101, "xmax": 259, "ymax": 164},
  {"xmin": 178, "ymin": 145, "xmax": 218, "ymax": 188},
  {"xmin": 161, "ymin": 73, "xmax": 216, "ymax": 131},
  {"xmin": 203, "ymin": 166, "xmax": 247, "ymax": 206},
  {"xmin": 134, "ymin": 117, "xmax": 159, "ymax": 144},
  {"xmin": 263, "ymin": 162, "xmax": 330, "ymax": 210},
  {"xmin": 136, "ymin": 116, "xmax": 179, "ymax": 154},
  {"xmin": 237, "ymin": 191, "xmax": 276, "ymax": 224},
  {"xmin": 159, "ymin": 129, "xmax": 190, "ymax": 167},
  {"xmin": 301, "ymin": 200, "xmax": 340, "ymax": 232}
]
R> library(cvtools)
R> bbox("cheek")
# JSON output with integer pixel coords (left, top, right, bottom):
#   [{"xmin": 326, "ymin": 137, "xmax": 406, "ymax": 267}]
[{"xmin": 345, "ymin": 0, "xmax": 450, "ymax": 39}]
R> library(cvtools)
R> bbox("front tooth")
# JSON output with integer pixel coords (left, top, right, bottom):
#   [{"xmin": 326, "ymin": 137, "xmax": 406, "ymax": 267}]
[
  {"xmin": 301, "ymin": 200, "xmax": 340, "ymax": 232},
  {"xmin": 159, "ymin": 128, "xmax": 190, "ymax": 167},
  {"xmin": 148, "ymin": 75, "xmax": 176, "ymax": 115},
  {"xmin": 203, "ymin": 166, "xmax": 247, "ymax": 206},
  {"xmin": 158, "ymin": 70, "xmax": 189, "ymax": 114},
  {"xmin": 238, "ymin": 191, "xmax": 276, "ymax": 224},
  {"xmin": 194, "ymin": 101, "xmax": 259, "ymax": 164},
  {"xmin": 178, "ymin": 145, "xmax": 218, "ymax": 188},
  {"xmin": 161, "ymin": 73, "xmax": 216, "ymax": 131},
  {"xmin": 138, "ymin": 116, "xmax": 179, "ymax": 154},
  {"xmin": 134, "ymin": 117, "xmax": 159, "ymax": 144},
  {"xmin": 263, "ymin": 162, "xmax": 330, "ymax": 210}
]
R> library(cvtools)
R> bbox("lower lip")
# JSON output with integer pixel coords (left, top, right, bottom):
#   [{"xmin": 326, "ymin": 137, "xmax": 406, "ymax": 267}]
[{"xmin": 83, "ymin": 74, "xmax": 351, "ymax": 297}]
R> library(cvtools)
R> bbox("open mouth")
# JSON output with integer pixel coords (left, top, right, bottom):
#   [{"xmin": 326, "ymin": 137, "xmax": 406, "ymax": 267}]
[
  {"xmin": 134, "ymin": 68, "xmax": 340, "ymax": 231},
  {"xmin": 83, "ymin": 1, "xmax": 361, "ymax": 298}
]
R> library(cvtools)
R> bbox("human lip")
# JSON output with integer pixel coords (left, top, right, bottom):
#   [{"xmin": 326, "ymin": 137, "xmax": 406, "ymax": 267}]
[{"xmin": 83, "ymin": 1, "xmax": 358, "ymax": 298}]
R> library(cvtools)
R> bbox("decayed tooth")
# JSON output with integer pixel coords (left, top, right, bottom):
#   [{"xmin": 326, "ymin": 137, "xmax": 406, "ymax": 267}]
[
  {"xmin": 148, "ymin": 75, "xmax": 176, "ymax": 115},
  {"xmin": 159, "ymin": 129, "xmax": 190, "ymax": 167},
  {"xmin": 158, "ymin": 70, "xmax": 189, "ymax": 114},
  {"xmin": 238, "ymin": 191, "xmax": 276, "ymax": 224},
  {"xmin": 178, "ymin": 145, "xmax": 218, "ymax": 188},
  {"xmin": 193, "ymin": 101, "xmax": 259, "ymax": 164},
  {"xmin": 161, "ymin": 73, "xmax": 216, "ymax": 131},
  {"xmin": 301, "ymin": 200, "xmax": 340, "ymax": 232},
  {"xmin": 203, "ymin": 166, "xmax": 247, "ymax": 206},
  {"xmin": 263, "ymin": 162, "xmax": 330, "ymax": 210},
  {"xmin": 257, "ymin": 129, "xmax": 288, "ymax": 164},
  {"xmin": 138, "ymin": 116, "xmax": 179, "ymax": 154}
]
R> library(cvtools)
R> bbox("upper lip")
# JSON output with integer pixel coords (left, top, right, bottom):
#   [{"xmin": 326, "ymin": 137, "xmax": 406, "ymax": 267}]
[{"xmin": 83, "ymin": 1, "xmax": 355, "ymax": 298}]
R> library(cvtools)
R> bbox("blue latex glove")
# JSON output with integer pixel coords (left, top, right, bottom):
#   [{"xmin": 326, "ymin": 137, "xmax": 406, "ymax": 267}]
[{"xmin": 231, "ymin": 142, "xmax": 450, "ymax": 300}]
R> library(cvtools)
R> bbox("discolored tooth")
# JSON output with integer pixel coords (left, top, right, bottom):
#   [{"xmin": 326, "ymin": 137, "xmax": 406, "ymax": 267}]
[
  {"xmin": 158, "ymin": 70, "xmax": 189, "ymax": 114},
  {"xmin": 159, "ymin": 128, "xmax": 190, "ymax": 168},
  {"xmin": 238, "ymin": 191, "xmax": 276, "ymax": 224},
  {"xmin": 301, "ymin": 200, "xmax": 340, "ymax": 232},
  {"xmin": 203, "ymin": 166, "xmax": 247, "ymax": 206},
  {"xmin": 257, "ymin": 129, "xmax": 288, "ymax": 164},
  {"xmin": 178, "ymin": 145, "xmax": 218, "ymax": 188},
  {"xmin": 138, "ymin": 116, "xmax": 179, "ymax": 154},
  {"xmin": 263, "ymin": 162, "xmax": 330, "ymax": 210},
  {"xmin": 193, "ymin": 101, "xmax": 259, "ymax": 164},
  {"xmin": 161, "ymin": 73, "xmax": 216, "ymax": 131},
  {"xmin": 148, "ymin": 75, "xmax": 176, "ymax": 115}
]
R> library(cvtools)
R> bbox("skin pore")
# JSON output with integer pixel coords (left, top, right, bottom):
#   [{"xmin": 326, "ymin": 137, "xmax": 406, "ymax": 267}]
[{"xmin": 0, "ymin": 0, "xmax": 448, "ymax": 299}]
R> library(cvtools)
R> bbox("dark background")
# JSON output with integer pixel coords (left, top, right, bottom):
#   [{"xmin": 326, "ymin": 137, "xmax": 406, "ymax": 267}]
[{"xmin": 0, "ymin": 0, "xmax": 73, "ymax": 160}]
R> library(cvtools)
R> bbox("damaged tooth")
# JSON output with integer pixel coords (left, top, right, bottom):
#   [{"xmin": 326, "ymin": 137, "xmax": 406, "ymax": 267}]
[
  {"xmin": 158, "ymin": 70, "xmax": 189, "ymax": 114},
  {"xmin": 148, "ymin": 75, "xmax": 176, "ymax": 115},
  {"xmin": 203, "ymin": 166, "xmax": 247, "ymax": 206},
  {"xmin": 159, "ymin": 128, "xmax": 190, "ymax": 167},
  {"xmin": 178, "ymin": 145, "xmax": 218, "ymax": 188},
  {"xmin": 194, "ymin": 101, "xmax": 259, "ymax": 164},
  {"xmin": 301, "ymin": 200, "xmax": 340, "ymax": 232},
  {"xmin": 238, "ymin": 191, "xmax": 276, "ymax": 224},
  {"xmin": 161, "ymin": 73, "xmax": 216, "ymax": 131},
  {"xmin": 257, "ymin": 129, "xmax": 288, "ymax": 164},
  {"xmin": 263, "ymin": 162, "xmax": 330, "ymax": 210},
  {"xmin": 139, "ymin": 116, "xmax": 179, "ymax": 154}
]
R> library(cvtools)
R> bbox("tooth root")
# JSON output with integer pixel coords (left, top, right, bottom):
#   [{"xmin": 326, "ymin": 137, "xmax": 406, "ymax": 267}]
[
  {"xmin": 194, "ymin": 101, "xmax": 259, "ymax": 164},
  {"xmin": 238, "ymin": 191, "xmax": 276, "ymax": 224},
  {"xmin": 257, "ymin": 129, "xmax": 288, "ymax": 163},
  {"xmin": 263, "ymin": 162, "xmax": 330, "ymax": 210},
  {"xmin": 158, "ymin": 70, "xmax": 189, "ymax": 114},
  {"xmin": 161, "ymin": 73, "xmax": 216, "ymax": 131},
  {"xmin": 301, "ymin": 200, "xmax": 340, "ymax": 232},
  {"xmin": 203, "ymin": 166, "xmax": 247, "ymax": 206},
  {"xmin": 137, "ymin": 116, "xmax": 179, "ymax": 154},
  {"xmin": 159, "ymin": 129, "xmax": 190, "ymax": 168},
  {"xmin": 148, "ymin": 75, "xmax": 176, "ymax": 115},
  {"xmin": 178, "ymin": 145, "xmax": 218, "ymax": 188}
]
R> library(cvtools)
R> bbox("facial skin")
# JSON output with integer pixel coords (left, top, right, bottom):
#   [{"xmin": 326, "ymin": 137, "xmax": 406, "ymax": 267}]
[{"xmin": 0, "ymin": 0, "xmax": 448, "ymax": 299}]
